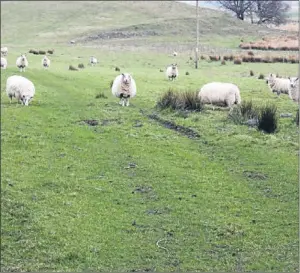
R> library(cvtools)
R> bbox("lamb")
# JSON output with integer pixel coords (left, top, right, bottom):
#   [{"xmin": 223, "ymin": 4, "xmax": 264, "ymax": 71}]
[
  {"xmin": 1, "ymin": 57, "xmax": 7, "ymax": 69},
  {"xmin": 90, "ymin": 56, "xmax": 98, "ymax": 66},
  {"xmin": 1, "ymin": 47, "xmax": 8, "ymax": 56},
  {"xmin": 16, "ymin": 54, "xmax": 28, "ymax": 72},
  {"xmin": 166, "ymin": 63, "xmax": 178, "ymax": 81},
  {"xmin": 111, "ymin": 73, "xmax": 136, "ymax": 107},
  {"xmin": 6, "ymin": 75, "xmax": 35, "ymax": 106},
  {"xmin": 198, "ymin": 82, "xmax": 241, "ymax": 108},
  {"xmin": 42, "ymin": 55, "xmax": 50, "ymax": 69},
  {"xmin": 265, "ymin": 73, "xmax": 290, "ymax": 96},
  {"xmin": 288, "ymin": 77, "xmax": 299, "ymax": 103}
]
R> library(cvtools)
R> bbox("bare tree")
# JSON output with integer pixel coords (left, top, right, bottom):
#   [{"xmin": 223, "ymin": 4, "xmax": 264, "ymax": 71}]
[
  {"xmin": 216, "ymin": 0, "xmax": 253, "ymax": 20},
  {"xmin": 252, "ymin": 0, "xmax": 290, "ymax": 26}
]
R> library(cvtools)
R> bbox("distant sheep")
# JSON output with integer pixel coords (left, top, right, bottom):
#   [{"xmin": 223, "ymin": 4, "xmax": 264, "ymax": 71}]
[
  {"xmin": 173, "ymin": 51, "xmax": 178, "ymax": 57},
  {"xmin": 90, "ymin": 56, "xmax": 98, "ymax": 66},
  {"xmin": 198, "ymin": 82, "xmax": 241, "ymax": 108},
  {"xmin": 266, "ymin": 73, "xmax": 290, "ymax": 96},
  {"xmin": 288, "ymin": 77, "xmax": 299, "ymax": 103},
  {"xmin": 1, "ymin": 57, "xmax": 7, "ymax": 69},
  {"xmin": 42, "ymin": 55, "xmax": 50, "ymax": 69},
  {"xmin": 6, "ymin": 75, "xmax": 35, "ymax": 106},
  {"xmin": 16, "ymin": 54, "xmax": 28, "ymax": 72},
  {"xmin": 166, "ymin": 63, "xmax": 178, "ymax": 81},
  {"xmin": 1, "ymin": 47, "xmax": 8, "ymax": 56},
  {"xmin": 111, "ymin": 73, "xmax": 137, "ymax": 106}
]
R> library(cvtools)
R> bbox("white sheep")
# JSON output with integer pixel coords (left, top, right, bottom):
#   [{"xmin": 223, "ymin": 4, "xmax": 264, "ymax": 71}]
[
  {"xmin": 288, "ymin": 77, "xmax": 299, "ymax": 103},
  {"xmin": 6, "ymin": 75, "xmax": 35, "ymax": 106},
  {"xmin": 90, "ymin": 56, "xmax": 98, "ymax": 66},
  {"xmin": 42, "ymin": 55, "xmax": 50, "ymax": 69},
  {"xmin": 198, "ymin": 82, "xmax": 242, "ymax": 108},
  {"xmin": 1, "ymin": 47, "xmax": 8, "ymax": 56},
  {"xmin": 111, "ymin": 73, "xmax": 136, "ymax": 107},
  {"xmin": 265, "ymin": 73, "xmax": 290, "ymax": 96},
  {"xmin": 166, "ymin": 63, "xmax": 178, "ymax": 81},
  {"xmin": 1, "ymin": 57, "xmax": 7, "ymax": 69},
  {"xmin": 16, "ymin": 54, "xmax": 28, "ymax": 72},
  {"xmin": 173, "ymin": 51, "xmax": 178, "ymax": 57}
]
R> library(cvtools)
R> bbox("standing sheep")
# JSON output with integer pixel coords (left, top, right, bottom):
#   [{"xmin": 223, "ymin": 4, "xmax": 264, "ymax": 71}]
[
  {"xmin": 42, "ymin": 55, "xmax": 50, "ymax": 69},
  {"xmin": 166, "ymin": 63, "xmax": 178, "ymax": 81},
  {"xmin": 90, "ymin": 56, "xmax": 98, "ymax": 66},
  {"xmin": 6, "ymin": 75, "xmax": 35, "ymax": 106},
  {"xmin": 1, "ymin": 47, "xmax": 8, "ymax": 56},
  {"xmin": 288, "ymin": 77, "xmax": 299, "ymax": 103},
  {"xmin": 16, "ymin": 54, "xmax": 28, "ymax": 72},
  {"xmin": 265, "ymin": 73, "xmax": 290, "ymax": 96},
  {"xmin": 111, "ymin": 73, "xmax": 137, "ymax": 107},
  {"xmin": 1, "ymin": 57, "xmax": 7, "ymax": 69},
  {"xmin": 198, "ymin": 82, "xmax": 241, "ymax": 108},
  {"xmin": 173, "ymin": 51, "xmax": 178, "ymax": 57}
]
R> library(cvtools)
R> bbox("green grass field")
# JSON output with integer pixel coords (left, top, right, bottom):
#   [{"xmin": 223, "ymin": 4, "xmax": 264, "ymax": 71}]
[{"xmin": 1, "ymin": 1, "xmax": 299, "ymax": 272}]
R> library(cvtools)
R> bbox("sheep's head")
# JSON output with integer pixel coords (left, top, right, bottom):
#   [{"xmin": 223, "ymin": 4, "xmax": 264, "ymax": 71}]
[
  {"xmin": 20, "ymin": 54, "xmax": 27, "ymax": 61},
  {"xmin": 171, "ymin": 63, "xmax": 177, "ymax": 70},
  {"xmin": 21, "ymin": 95, "xmax": 33, "ymax": 106},
  {"xmin": 289, "ymin": 77, "xmax": 299, "ymax": 88},
  {"xmin": 121, "ymin": 73, "xmax": 131, "ymax": 85},
  {"xmin": 266, "ymin": 73, "xmax": 276, "ymax": 84}
]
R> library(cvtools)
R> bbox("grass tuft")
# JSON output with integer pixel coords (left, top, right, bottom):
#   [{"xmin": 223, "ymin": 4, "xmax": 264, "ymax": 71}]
[
  {"xmin": 257, "ymin": 103, "xmax": 278, "ymax": 133},
  {"xmin": 69, "ymin": 65, "xmax": 78, "ymax": 71}
]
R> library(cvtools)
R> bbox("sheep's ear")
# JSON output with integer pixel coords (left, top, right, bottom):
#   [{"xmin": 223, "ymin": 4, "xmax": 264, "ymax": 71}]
[
  {"xmin": 296, "ymin": 77, "xmax": 299, "ymax": 81},
  {"xmin": 288, "ymin": 76, "xmax": 290, "ymax": 80},
  {"xmin": 121, "ymin": 73, "xmax": 125, "ymax": 76}
]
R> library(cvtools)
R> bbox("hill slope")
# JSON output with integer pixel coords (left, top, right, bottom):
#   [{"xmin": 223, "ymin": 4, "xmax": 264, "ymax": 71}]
[{"xmin": 1, "ymin": 0, "xmax": 285, "ymax": 49}]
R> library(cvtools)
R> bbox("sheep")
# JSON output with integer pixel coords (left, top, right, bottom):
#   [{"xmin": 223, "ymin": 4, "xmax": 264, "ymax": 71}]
[
  {"xmin": 1, "ymin": 57, "xmax": 7, "ymax": 69},
  {"xmin": 111, "ymin": 73, "xmax": 136, "ymax": 107},
  {"xmin": 1, "ymin": 47, "xmax": 8, "ymax": 56},
  {"xmin": 265, "ymin": 73, "xmax": 290, "ymax": 96},
  {"xmin": 16, "ymin": 54, "xmax": 28, "ymax": 72},
  {"xmin": 90, "ymin": 56, "xmax": 98, "ymax": 66},
  {"xmin": 198, "ymin": 82, "xmax": 241, "ymax": 109},
  {"xmin": 42, "ymin": 55, "xmax": 50, "ymax": 69},
  {"xmin": 288, "ymin": 77, "xmax": 299, "ymax": 103},
  {"xmin": 166, "ymin": 63, "xmax": 178, "ymax": 81},
  {"xmin": 173, "ymin": 51, "xmax": 178, "ymax": 57},
  {"xmin": 6, "ymin": 75, "xmax": 35, "ymax": 106}
]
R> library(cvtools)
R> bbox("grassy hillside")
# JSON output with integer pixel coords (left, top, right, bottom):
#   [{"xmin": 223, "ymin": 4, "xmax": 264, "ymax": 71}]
[{"xmin": 1, "ymin": 1, "xmax": 299, "ymax": 272}]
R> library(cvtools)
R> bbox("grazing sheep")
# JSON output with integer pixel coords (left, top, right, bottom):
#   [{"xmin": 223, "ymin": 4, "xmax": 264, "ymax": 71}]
[
  {"xmin": 42, "ymin": 55, "xmax": 50, "ymax": 69},
  {"xmin": 111, "ymin": 73, "xmax": 136, "ymax": 107},
  {"xmin": 6, "ymin": 75, "xmax": 35, "ymax": 106},
  {"xmin": 265, "ymin": 73, "xmax": 290, "ymax": 96},
  {"xmin": 173, "ymin": 51, "xmax": 178, "ymax": 57},
  {"xmin": 90, "ymin": 56, "xmax": 98, "ymax": 66},
  {"xmin": 16, "ymin": 54, "xmax": 28, "ymax": 72},
  {"xmin": 288, "ymin": 77, "xmax": 299, "ymax": 103},
  {"xmin": 166, "ymin": 63, "xmax": 178, "ymax": 81},
  {"xmin": 198, "ymin": 82, "xmax": 241, "ymax": 108},
  {"xmin": 1, "ymin": 57, "xmax": 7, "ymax": 69},
  {"xmin": 1, "ymin": 47, "xmax": 8, "ymax": 56}
]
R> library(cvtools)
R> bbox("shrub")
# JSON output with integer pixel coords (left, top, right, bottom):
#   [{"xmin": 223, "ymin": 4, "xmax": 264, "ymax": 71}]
[
  {"xmin": 69, "ymin": 65, "xmax": 78, "ymax": 71},
  {"xmin": 257, "ymin": 104, "xmax": 278, "ymax": 133},
  {"xmin": 250, "ymin": 70, "xmax": 254, "ymax": 76},
  {"xmin": 29, "ymin": 49, "xmax": 39, "ymax": 54},
  {"xmin": 221, "ymin": 60, "xmax": 226, "ymax": 65},
  {"xmin": 233, "ymin": 58, "xmax": 242, "ymax": 65},
  {"xmin": 38, "ymin": 50, "xmax": 46, "ymax": 55},
  {"xmin": 228, "ymin": 100, "xmax": 258, "ymax": 124},
  {"xmin": 159, "ymin": 69, "xmax": 163, "ymax": 72},
  {"xmin": 200, "ymin": 55, "xmax": 206, "ymax": 60},
  {"xmin": 115, "ymin": 67, "xmax": 120, "ymax": 71},
  {"xmin": 47, "ymin": 49, "xmax": 54, "ymax": 54},
  {"xmin": 258, "ymin": 73, "xmax": 264, "ymax": 79},
  {"xmin": 295, "ymin": 109, "xmax": 299, "ymax": 126},
  {"xmin": 185, "ymin": 71, "xmax": 190, "ymax": 75},
  {"xmin": 95, "ymin": 92, "xmax": 108, "ymax": 99},
  {"xmin": 156, "ymin": 89, "xmax": 204, "ymax": 112},
  {"xmin": 78, "ymin": 63, "xmax": 85, "ymax": 69}
]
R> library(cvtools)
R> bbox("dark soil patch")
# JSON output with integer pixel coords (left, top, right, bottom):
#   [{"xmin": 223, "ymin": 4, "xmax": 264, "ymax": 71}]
[
  {"xmin": 101, "ymin": 118, "xmax": 122, "ymax": 126},
  {"xmin": 82, "ymin": 120, "xmax": 99, "ymax": 126},
  {"xmin": 243, "ymin": 170, "xmax": 268, "ymax": 180},
  {"xmin": 147, "ymin": 113, "xmax": 200, "ymax": 139},
  {"xmin": 132, "ymin": 185, "xmax": 153, "ymax": 194}
]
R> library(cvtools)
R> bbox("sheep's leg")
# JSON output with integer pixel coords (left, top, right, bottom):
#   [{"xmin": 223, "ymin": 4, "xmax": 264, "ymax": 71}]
[
  {"xmin": 119, "ymin": 98, "xmax": 123, "ymax": 105},
  {"xmin": 121, "ymin": 99, "xmax": 125, "ymax": 107},
  {"xmin": 125, "ymin": 98, "xmax": 130, "ymax": 107}
]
